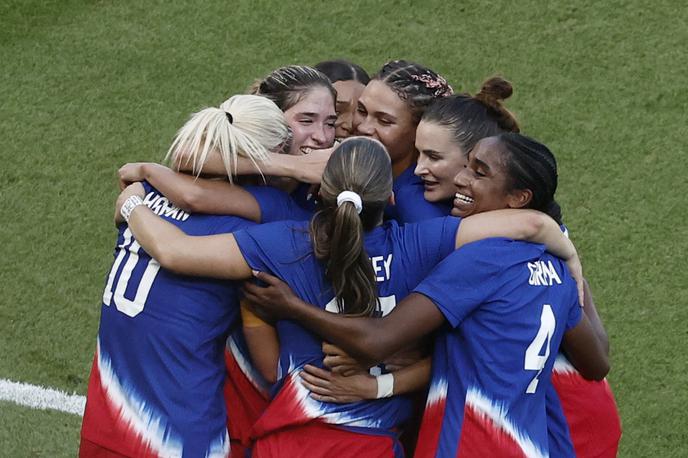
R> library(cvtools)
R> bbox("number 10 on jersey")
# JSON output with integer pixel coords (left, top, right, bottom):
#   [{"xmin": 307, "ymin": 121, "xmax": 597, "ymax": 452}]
[{"xmin": 102, "ymin": 228, "xmax": 161, "ymax": 317}]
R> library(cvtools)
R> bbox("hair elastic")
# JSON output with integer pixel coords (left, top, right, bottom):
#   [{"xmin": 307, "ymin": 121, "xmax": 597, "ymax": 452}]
[
  {"xmin": 225, "ymin": 111, "xmax": 234, "ymax": 124},
  {"xmin": 336, "ymin": 190, "xmax": 363, "ymax": 214}
]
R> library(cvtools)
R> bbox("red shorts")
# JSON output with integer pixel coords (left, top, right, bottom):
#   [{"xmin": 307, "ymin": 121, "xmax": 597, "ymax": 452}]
[
  {"xmin": 79, "ymin": 438, "xmax": 130, "ymax": 458},
  {"xmin": 223, "ymin": 346, "xmax": 269, "ymax": 449},
  {"xmin": 553, "ymin": 373, "xmax": 622, "ymax": 458},
  {"xmin": 252, "ymin": 421, "xmax": 402, "ymax": 458}
]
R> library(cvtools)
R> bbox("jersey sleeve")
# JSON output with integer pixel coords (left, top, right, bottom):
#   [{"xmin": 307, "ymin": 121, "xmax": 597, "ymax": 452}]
[
  {"xmin": 232, "ymin": 220, "xmax": 310, "ymax": 276},
  {"xmin": 391, "ymin": 186, "xmax": 452, "ymax": 224},
  {"xmin": 413, "ymin": 239, "xmax": 505, "ymax": 328},
  {"xmin": 244, "ymin": 186, "xmax": 311, "ymax": 223},
  {"xmin": 399, "ymin": 216, "xmax": 461, "ymax": 279}
]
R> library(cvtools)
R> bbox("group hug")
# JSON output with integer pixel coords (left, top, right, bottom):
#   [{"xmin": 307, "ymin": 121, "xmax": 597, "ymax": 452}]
[{"xmin": 79, "ymin": 60, "xmax": 622, "ymax": 457}]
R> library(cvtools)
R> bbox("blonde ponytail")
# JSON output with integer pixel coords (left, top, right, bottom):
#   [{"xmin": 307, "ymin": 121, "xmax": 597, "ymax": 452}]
[{"xmin": 166, "ymin": 94, "xmax": 288, "ymax": 180}]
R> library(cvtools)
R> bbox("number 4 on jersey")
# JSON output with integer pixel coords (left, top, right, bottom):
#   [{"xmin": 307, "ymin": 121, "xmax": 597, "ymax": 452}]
[{"xmin": 524, "ymin": 304, "xmax": 556, "ymax": 394}]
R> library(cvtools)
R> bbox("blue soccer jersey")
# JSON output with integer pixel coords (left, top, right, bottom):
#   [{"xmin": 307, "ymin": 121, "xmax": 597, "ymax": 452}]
[
  {"xmin": 244, "ymin": 185, "xmax": 312, "ymax": 223},
  {"xmin": 413, "ymin": 238, "xmax": 582, "ymax": 458},
  {"xmin": 233, "ymin": 216, "xmax": 460, "ymax": 438},
  {"xmin": 81, "ymin": 182, "xmax": 254, "ymax": 458},
  {"xmin": 384, "ymin": 164, "xmax": 452, "ymax": 224}
]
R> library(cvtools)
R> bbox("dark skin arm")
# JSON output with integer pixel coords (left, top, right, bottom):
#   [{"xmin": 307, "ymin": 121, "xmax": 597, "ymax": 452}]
[
  {"xmin": 243, "ymin": 271, "xmax": 446, "ymax": 367},
  {"xmin": 243, "ymin": 271, "xmax": 611, "ymax": 379},
  {"xmin": 580, "ymin": 279, "xmax": 609, "ymax": 355}
]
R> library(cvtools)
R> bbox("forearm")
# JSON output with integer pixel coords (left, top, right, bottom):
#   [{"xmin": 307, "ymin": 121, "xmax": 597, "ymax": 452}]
[
  {"xmin": 242, "ymin": 304, "xmax": 279, "ymax": 384},
  {"xmin": 582, "ymin": 280, "xmax": 610, "ymax": 355},
  {"xmin": 526, "ymin": 213, "xmax": 576, "ymax": 260},
  {"xmin": 562, "ymin": 313, "xmax": 610, "ymax": 380},
  {"xmin": 286, "ymin": 298, "xmax": 399, "ymax": 365},
  {"xmin": 126, "ymin": 205, "xmax": 250, "ymax": 279},
  {"xmin": 457, "ymin": 210, "xmax": 570, "ymax": 256},
  {"xmin": 388, "ymin": 357, "xmax": 431, "ymax": 395},
  {"xmin": 142, "ymin": 163, "xmax": 262, "ymax": 220}
]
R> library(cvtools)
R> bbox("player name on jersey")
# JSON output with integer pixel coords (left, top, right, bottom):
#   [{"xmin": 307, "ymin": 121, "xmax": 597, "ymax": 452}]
[
  {"xmin": 143, "ymin": 191, "xmax": 190, "ymax": 221},
  {"xmin": 527, "ymin": 260, "xmax": 562, "ymax": 287}
]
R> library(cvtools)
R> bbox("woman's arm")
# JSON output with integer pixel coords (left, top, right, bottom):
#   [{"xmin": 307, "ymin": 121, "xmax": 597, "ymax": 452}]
[
  {"xmin": 299, "ymin": 357, "xmax": 432, "ymax": 403},
  {"xmin": 455, "ymin": 209, "xmax": 584, "ymax": 305},
  {"xmin": 561, "ymin": 312, "xmax": 610, "ymax": 381},
  {"xmin": 241, "ymin": 302, "xmax": 279, "ymax": 384},
  {"xmin": 242, "ymin": 271, "xmax": 446, "ymax": 366},
  {"xmin": 172, "ymin": 149, "xmax": 330, "ymax": 184},
  {"xmin": 116, "ymin": 185, "xmax": 252, "ymax": 280},
  {"xmin": 118, "ymin": 162, "xmax": 263, "ymax": 221},
  {"xmin": 580, "ymin": 279, "xmax": 609, "ymax": 354}
]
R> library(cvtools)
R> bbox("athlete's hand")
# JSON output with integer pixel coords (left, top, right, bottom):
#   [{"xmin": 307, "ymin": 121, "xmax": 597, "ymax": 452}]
[
  {"xmin": 242, "ymin": 270, "xmax": 304, "ymax": 321},
  {"xmin": 322, "ymin": 343, "xmax": 369, "ymax": 376},
  {"xmin": 299, "ymin": 364, "xmax": 377, "ymax": 403},
  {"xmin": 118, "ymin": 162, "xmax": 152, "ymax": 190},
  {"xmin": 114, "ymin": 182, "xmax": 146, "ymax": 224},
  {"xmin": 292, "ymin": 147, "xmax": 334, "ymax": 184}
]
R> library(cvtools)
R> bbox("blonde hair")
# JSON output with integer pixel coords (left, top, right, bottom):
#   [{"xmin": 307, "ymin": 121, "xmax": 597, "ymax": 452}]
[{"xmin": 166, "ymin": 94, "xmax": 289, "ymax": 180}]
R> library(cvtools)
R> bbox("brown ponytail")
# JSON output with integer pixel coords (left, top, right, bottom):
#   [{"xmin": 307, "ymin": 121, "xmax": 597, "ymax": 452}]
[{"xmin": 310, "ymin": 137, "xmax": 392, "ymax": 316}]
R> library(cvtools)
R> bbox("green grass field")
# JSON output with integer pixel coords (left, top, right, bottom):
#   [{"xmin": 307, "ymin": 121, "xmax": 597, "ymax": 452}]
[{"xmin": 1, "ymin": 0, "xmax": 686, "ymax": 456}]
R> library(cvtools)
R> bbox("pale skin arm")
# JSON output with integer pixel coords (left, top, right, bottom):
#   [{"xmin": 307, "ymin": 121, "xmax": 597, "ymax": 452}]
[
  {"xmin": 299, "ymin": 357, "xmax": 432, "ymax": 403},
  {"xmin": 172, "ymin": 148, "xmax": 331, "ymax": 184},
  {"xmin": 115, "ymin": 184, "xmax": 252, "ymax": 280},
  {"xmin": 118, "ymin": 162, "xmax": 263, "ymax": 222},
  {"xmin": 455, "ymin": 209, "xmax": 584, "ymax": 305}
]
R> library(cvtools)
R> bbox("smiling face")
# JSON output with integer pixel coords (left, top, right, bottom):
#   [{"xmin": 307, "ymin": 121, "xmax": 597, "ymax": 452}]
[
  {"xmin": 451, "ymin": 137, "xmax": 531, "ymax": 217},
  {"xmin": 332, "ymin": 80, "xmax": 366, "ymax": 140},
  {"xmin": 353, "ymin": 80, "xmax": 417, "ymax": 168},
  {"xmin": 414, "ymin": 120, "xmax": 468, "ymax": 202},
  {"xmin": 283, "ymin": 86, "xmax": 337, "ymax": 154}
]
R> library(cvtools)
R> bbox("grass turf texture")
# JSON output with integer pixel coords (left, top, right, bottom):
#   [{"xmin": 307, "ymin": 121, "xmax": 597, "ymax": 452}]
[{"xmin": 1, "ymin": 0, "xmax": 686, "ymax": 455}]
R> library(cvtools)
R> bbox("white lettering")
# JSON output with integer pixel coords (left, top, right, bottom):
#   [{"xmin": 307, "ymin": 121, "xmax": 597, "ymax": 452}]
[
  {"xmin": 383, "ymin": 254, "xmax": 393, "ymax": 280},
  {"xmin": 371, "ymin": 256, "xmax": 385, "ymax": 282},
  {"xmin": 528, "ymin": 261, "xmax": 562, "ymax": 287},
  {"xmin": 542, "ymin": 260, "xmax": 562, "ymax": 285},
  {"xmin": 144, "ymin": 193, "xmax": 190, "ymax": 221}
]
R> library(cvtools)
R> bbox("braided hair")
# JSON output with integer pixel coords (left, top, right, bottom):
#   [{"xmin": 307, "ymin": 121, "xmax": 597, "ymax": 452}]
[
  {"xmin": 374, "ymin": 60, "xmax": 453, "ymax": 121},
  {"xmin": 497, "ymin": 133, "xmax": 563, "ymax": 224}
]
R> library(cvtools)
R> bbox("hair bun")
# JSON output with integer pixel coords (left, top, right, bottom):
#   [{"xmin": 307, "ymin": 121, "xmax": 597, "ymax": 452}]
[{"xmin": 476, "ymin": 76, "xmax": 513, "ymax": 102}]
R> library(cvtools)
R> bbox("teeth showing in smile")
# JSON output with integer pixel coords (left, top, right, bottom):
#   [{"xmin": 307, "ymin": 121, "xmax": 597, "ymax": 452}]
[{"xmin": 455, "ymin": 193, "xmax": 474, "ymax": 204}]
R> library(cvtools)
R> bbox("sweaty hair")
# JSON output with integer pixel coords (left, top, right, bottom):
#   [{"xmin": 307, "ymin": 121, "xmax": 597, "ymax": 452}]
[
  {"xmin": 315, "ymin": 59, "xmax": 371, "ymax": 85},
  {"xmin": 248, "ymin": 65, "xmax": 336, "ymax": 112},
  {"xmin": 423, "ymin": 76, "xmax": 520, "ymax": 156},
  {"xmin": 166, "ymin": 95, "xmax": 289, "ymax": 180},
  {"xmin": 310, "ymin": 137, "xmax": 393, "ymax": 316},
  {"xmin": 496, "ymin": 133, "xmax": 563, "ymax": 224},
  {"xmin": 374, "ymin": 60, "xmax": 454, "ymax": 121}
]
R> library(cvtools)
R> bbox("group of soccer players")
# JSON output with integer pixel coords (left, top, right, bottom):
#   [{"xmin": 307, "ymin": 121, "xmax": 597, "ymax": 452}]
[{"xmin": 80, "ymin": 60, "xmax": 622, "ymax": 457}]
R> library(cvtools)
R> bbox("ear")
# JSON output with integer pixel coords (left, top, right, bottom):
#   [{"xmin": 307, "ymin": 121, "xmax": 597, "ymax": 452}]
[
  {"xmin": 388, "ymin": 191, "xmax": 396, "ymax": 207},
  {"xmin": 506, "ymin": 188, "xmax": 532, "ymax": 209}
]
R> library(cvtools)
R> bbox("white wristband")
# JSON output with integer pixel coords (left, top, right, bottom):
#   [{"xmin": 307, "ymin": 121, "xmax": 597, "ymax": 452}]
[
  {"xmin": 376, "ymin": 373, "xmax": 394, "ymax": 399},
  {"xmin": 120, "ymin": 195, "xmax": 144, "ymax": 222}
]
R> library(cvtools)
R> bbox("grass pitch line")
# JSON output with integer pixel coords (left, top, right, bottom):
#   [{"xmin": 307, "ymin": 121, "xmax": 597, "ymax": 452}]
[{"xmin": 0, "ymin": 378, "xmax": 85, "ymax": 416}]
